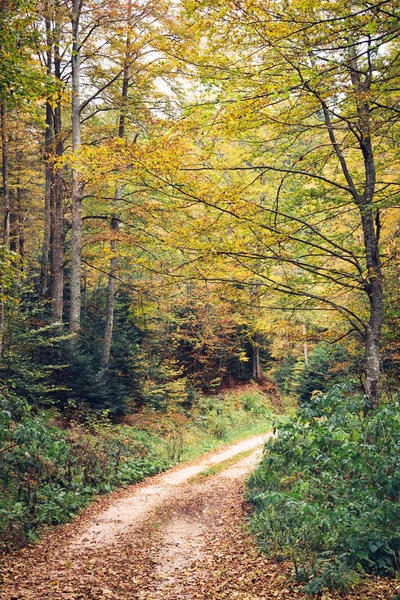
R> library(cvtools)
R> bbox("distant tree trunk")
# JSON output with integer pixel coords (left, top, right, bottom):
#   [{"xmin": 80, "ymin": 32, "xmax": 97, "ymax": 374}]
[
  {"xmin": 252, "ymin": 334, "xmax": 261, "ymax": 381},
  {"xmin": 69, "ymin": 0, "xmax": 82, "ymax": 336},
  {"xmin": 101, "ymin": 0, "xmax": 131, "ymax": 368},
  {"xmin": 9, "ymin": 192, "xmax": 17, "ymax": 253},
  {"xmin": 82, "ymin": 264, "xmax": 87, "ymax": 318},
  {"xmin": 16, "ymin": 181, "xmax": 26, "ymax": 269},
  {"xmin": 302, "ymin": 323, "xmax": 308, "ymax": 365},
  {"xmin": 251, "ymin": 280, "xmax": 262, "ymax": 381},
  {"xmin": 101, "ymin": 212, "xmax": 119, "ymax": 369},
  {"xmin": 15, "ymin": 150, "xmax": 25, "ymax": 271},
  {"xmin": 50, "ymin": 38, "xmax": 64, "ymax": 324}
]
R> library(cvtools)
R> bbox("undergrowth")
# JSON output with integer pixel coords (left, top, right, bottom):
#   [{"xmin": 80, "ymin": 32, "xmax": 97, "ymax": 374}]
[
  {"xmin": 0, "ymin": 385, "xmax": 277, "ymax": 552},
  {"xmin": 247, "ymin": 384, "xmax": 400, "ymax": 595}
]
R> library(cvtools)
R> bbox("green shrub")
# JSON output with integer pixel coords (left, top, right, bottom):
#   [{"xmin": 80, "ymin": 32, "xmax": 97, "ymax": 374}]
[
  {"xmin": 240, "ymin": 391, "xmax": 272, "ymax": 416},
  {"xmin": 247, "ymin": 384, "xmax": 400, "ymax": 594}
]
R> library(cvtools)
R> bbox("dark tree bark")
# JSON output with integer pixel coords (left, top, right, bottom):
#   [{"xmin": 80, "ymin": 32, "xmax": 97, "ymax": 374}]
[
  {"xmin": 349, "ymin": 50, "xmax": 383, "ymax": 409},
  {"xmin": 313, "ymin": 46, "xmax": 382, "ymax": 407}
]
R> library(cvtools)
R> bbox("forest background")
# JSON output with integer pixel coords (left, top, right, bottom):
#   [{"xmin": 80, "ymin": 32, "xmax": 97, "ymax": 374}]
[{"xmin": 1, "ymin": 0, "xmax": 400, "ymax": 593}]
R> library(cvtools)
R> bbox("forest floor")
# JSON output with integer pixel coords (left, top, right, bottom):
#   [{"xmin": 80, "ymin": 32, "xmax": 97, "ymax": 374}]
[{"xmin": 0, "ymin": 433, "xmax": 398, "ymax": 600}]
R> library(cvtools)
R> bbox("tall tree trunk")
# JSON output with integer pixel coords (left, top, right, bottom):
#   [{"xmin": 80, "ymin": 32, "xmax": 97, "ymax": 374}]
[
  {"xmin": 1, "ymin": 102, "xmax": 9, "ymax": 248},
  {"xmin": 0, "ymin": 101, "xmax": 9, "ymax": 359},
  {"xmin": 69, "ymin": 0, "xmax": 82, "ymax": 335},
  {"xmin": 349, "ymin": 51, "xmax": 383, "ymax": 409},
  {"xmin": 15, "ymin": 150, "xmax": 25, "ymax": 271},
  {"xmin": 321, "ymin": 48, "xmax": 382, "ymax": 408},
  {"xmin": 360, "ymin": 207, "xmax": 383, "ymax": 409},
  {"xmin": 41, "ymin": 100, "xmax": 53, "ymax": 300},
  {"xmin": 101, "ymin": 0, "xmax": 131, "ymax": 368},
  {"xmin": 50, "ymin": 37, "xmax": 64, "ymax": 323},
  {"xmin": 40, "ymin": 5, "xmax": 53, "ymax": 301}
]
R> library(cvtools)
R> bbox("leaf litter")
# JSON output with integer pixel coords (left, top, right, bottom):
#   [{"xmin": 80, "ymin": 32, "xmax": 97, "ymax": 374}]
[{"xmin": 0, "ymin": 434, "xmax": 398, "ymax": 600}]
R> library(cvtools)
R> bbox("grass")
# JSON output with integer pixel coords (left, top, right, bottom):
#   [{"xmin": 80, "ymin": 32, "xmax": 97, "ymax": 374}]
[
  {"xmin": 179, "ymin": 418, "xmax": 275, "ymax": 463},
  {"xmin": 188, "ymin": 447, "xmax": 259, "ymax": 483}
]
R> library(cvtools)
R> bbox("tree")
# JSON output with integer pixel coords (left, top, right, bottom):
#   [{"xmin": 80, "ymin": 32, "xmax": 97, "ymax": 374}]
[
  {"xmin": 157, "ymin": 0, "xmax": 400, "ymax": 407},
  {"xmin": 37, "ymin": 0, "xmax": 66, "ymax": 322},
  {"xmin": 101, "ymin": 0, "xmax": 132, "ymax": 369},
  {"xmin": 0, "ymin": 0, "xmax": 52, "ymax": 356},
  {"xmin": 69, "ymin": 0, "xmax": 83, "ymax": 336}
]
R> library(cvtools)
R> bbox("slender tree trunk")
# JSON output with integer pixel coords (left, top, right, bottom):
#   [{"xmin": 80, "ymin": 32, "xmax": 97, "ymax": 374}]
[
  {"xmin": 50, "ymin": 39, "xmax": 64, "ymax": 323},
  {"xmin": 302, "ymin": 323, "xmax": 308, "ymax": 365},
  {"xmin": 349, "ymin": 51, "xmax": 383, "ymax": 408},
  {"xmin": 51, "ymin": 164, "xmax": 64, "ymax": 322},
  {"xmin": 40, "ymin": 5, "xmax": 53, "ymax": 300},
  {"xmin": 17, "ymin": 182, "xmax": 25, "ymax": 270},
  {"xmin": 0, "ymin": 101, "xmax": 9, "ymax": 359},
  {"xmin": 41, "ymin": 100, "xmax": 53, "ymax": 300},
  {"xmin": 15, "ymin": 150, "xmax": 25, "ymax": 271},
  {"xmin": 101, "ymin": 0, "xmax": 131, "ymax": 368},
  {"xmin": 82, "ymin": 264, "xmax": 87, "ymax": 318},
  {"xmin": 101, "ymin": 213, "xmax": 119, "ymax": 369},
  {"xmin": 9, "ymin": 192, "xmax": 17, "ymax": 253},
  {"xmin": 252, "ymin": 338, "xmax": 261, "ymax": 381},
  {"xmin": 360, "ymin": 207, "xmax": 383, "ymax": 409},
  {"xmin": 251, "ymin": 280, "xmax": 262, "ymax": 381},
  {"xmin": 321, "ymin": 48, "xmax": 382, "ymax": 408},
  {"xmin": 69, "ymin": 0, "xmax": 82, "ymax": 335},
  {"xmin": 1, "ymin": 102, "xmax": 9, "ymax": 248}
]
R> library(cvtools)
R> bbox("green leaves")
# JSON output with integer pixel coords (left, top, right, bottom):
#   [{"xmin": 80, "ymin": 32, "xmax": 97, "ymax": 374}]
[
  {"xmin": 247, "ymin": 385, "xmax": 400, "ymax": 593},
  {"xmin": 0, "ymin": 0, "xmax": 52, "ymax": 107}
]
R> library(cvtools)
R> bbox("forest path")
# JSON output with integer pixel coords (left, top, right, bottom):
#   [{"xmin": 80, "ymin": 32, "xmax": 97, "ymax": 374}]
[
  {"xmin": 0, "ymin": 433, "xmax": 284, "ymax": 600},
  {"xmin": 0, "ymin": 432, "xmax": 392, "ymax": 600}
]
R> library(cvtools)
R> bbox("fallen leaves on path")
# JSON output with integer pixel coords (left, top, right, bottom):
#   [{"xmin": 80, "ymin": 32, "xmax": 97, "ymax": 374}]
[{"xmin": 0, "ymin": 445, "xmax": 399, "ymax": 600}]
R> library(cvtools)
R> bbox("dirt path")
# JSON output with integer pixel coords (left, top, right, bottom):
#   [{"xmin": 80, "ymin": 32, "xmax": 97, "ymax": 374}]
[
  {"xmin": 0, "ymin": 433, "xmax": 397, "ymax": 600},
  {"xmin": 71, "ymin": 433, "xmax": 269, "ymax": 550}
]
